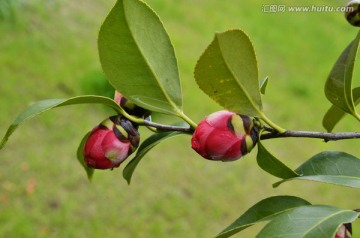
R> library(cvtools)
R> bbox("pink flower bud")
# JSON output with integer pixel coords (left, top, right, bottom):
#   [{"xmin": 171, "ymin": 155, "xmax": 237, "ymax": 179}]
[
  {"xmin": 191, "ymin": 110, "xmax": 258, "ymax": 161},
  {"xmin": 83, "ymin": 116, "xmax": 140, "ymax": 169}
]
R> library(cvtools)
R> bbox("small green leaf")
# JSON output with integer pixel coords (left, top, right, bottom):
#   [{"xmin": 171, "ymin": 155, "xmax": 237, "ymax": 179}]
[
  {"xmin": 77, "ymin": 132, "xmax": 94, "ymax": 180},
  {"xmin": 260, "ymin": 76, "xmax": 269, "ymax": 95},
  {"xmin": 257, "ymin": 205, "xmax": 359, "ymax": 238},
  {"xmin": 257, "ymin": 141, "xmax": 298, "ymax": 179},
  {"xmin": 274, "ymin": 151, "xmax": 360, "ymax": 188},
  {"xmin": 216, "ymin": 196, "xmax": 311, "ymax": 238},
  {"xmin": 123, "ymin": 131, "xmax": 186, "ymax": 184},
  {"xmin": 323, "ymin": 87, "xmax": 360, "ymax": 132},
  {"xmin": 194, "ymin": 29, "xmax": 262, "ymax": 116},
  {"xmin": 0, "ymin": 95, "xmax": 122, "ymax": 149},
  {"xmin": 324, "ymin": 30, "xmax": 360, "ymax": 120},
  {"xmin": 98, "ymin": 0, "xmax": 182, "ymax": 116}
]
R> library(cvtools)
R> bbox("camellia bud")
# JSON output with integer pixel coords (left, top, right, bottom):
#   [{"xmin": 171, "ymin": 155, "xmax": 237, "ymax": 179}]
[
  {"xmin": 191, "ymin": 110, "xmax": 259, "ymax": 161},
  {"xmin": 83, "ymin": 115, "xmax": 140, "ymax": 169},
  {"xmin": 114, "ymin": 91, "xmax": 151, "ymax": 118},
  {"xmin": 345, "ymin": 0, "xmax": 360, "ymax": 27}
]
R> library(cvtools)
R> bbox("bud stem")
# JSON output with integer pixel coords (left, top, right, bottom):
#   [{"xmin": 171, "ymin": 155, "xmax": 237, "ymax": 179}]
[
  {"xmin": 178, "ymin": 112, "xmax": 198, "ymax": 129},
  {"xmin": 259, "ymin": 113, "xmax": 286, "ymax": 133},
  {"xmin": 115, "ymin": 106, "xmax": 145, "ymax": 124}
]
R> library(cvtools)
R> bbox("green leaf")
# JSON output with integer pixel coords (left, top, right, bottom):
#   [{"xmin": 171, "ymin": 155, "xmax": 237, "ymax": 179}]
[
  {"xmin": 77, "ymin": 132, "xmax": 94, "ymax": 180},
  {"xmin": 98, "ymin": 0, "xmax": 182, "ymax": 116},
  {"xmin": 257, "ymin": 141, "xmax": 299, "ymax": 179},
  {"xmin": 123, "ymin": 131, "xmax": 186, "ymax": 184},
  {"xmin": 324, "ymin": 30, "xmax": 360, "ymax": 120},
  {"xmin": 216, "ymin": 196, "xmax": 311, "ymax": 238},
  {"xmin": 0, "ymin": 95, "xmax": 122, "ymax": 149},
  {"xmin": 274, "ymin": 151, "xmax": 360, "ymax": 188},
  {"xmin": 323, "ymin": 87, "xmax": 360, "ymax": 132},
  {"xmin": 257, "ymin": 205, "xmax": 359, "ymax": 238},
  {"xmin": 260, "ymin": 76, "xmax": 269, "ymax": 95},
  {"xmin": 194, "ymin": 29, "xmax": 262, "ymax": 117}
]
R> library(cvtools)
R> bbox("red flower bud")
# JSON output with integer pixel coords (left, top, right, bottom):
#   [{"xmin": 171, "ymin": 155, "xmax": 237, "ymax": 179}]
[
  {"xmin": 83, "ymin": 116, "xmax": 140, "ymax": 169},
  {"xmin": 191, "ymin": 110, "xmax": 258, "ymax": 161},
  {"xmin": 114, "ymin": 91, "xmax": 151, "ymax": 118}
]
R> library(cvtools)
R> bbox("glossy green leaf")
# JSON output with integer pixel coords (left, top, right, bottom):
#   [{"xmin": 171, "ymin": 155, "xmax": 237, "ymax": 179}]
[
  {"xmin": 0, "ymin": 95, "xmax": 122, "ymax": 149},
  {"xmin": 216, "ymin": 196, "xmax": 311, "ymax": 238},
  {"xmin": 323, "ymin": 87, "xmax": 360, "ymax": 132},
  {"xmin": 257, "ymin": 205, "xmax": 359, "ymax": 238},
  {"xmin": 98, "ymin": 0, "xmax": 182, "ymax": 116},
  {"xmin": 324, "ymin": 30, "xmax": 360, "ymax": 120},
  {"xmin": 123, "ymin": 131, "xmax": 186, "ymax": 184},
  {"xmin": 257, "ymin": 141, "xmax": 298, "ymax": 179},
  {"xmin": 274, "ymin": 151, "xmax": 360, "ymax": 188},
  {"xmin": 194, "ymin": 29, "xmax": 262, "ymax": 116},
  {"xmin": 77, "ymin": 132, "xmax": 94, "ymax": 180},
  {"xmin": 260, "ymin": 76, "xmax": 269, "ymax": 95}
]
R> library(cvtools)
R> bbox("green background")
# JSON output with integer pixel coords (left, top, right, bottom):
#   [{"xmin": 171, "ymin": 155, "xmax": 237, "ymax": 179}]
[{"xmin": 1, "ymin": 0, "xmax": 360, "ymax": 237}]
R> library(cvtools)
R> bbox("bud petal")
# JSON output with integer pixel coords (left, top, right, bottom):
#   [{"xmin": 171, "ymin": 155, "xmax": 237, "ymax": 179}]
[
  {"xmin": 83, "ymin": 116, "xmax": 140, "ymax": 170},
  {"xmin": 335, "ymin": 223, "xmax": 352, "ymax": 238},
  {"xmin": 191, "ymin": 110, "xmax": 258, "ymax": 161}
]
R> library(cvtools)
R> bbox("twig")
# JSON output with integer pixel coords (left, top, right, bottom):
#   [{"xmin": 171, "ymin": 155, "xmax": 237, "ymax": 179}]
[
  {"xmin": 260, "ymin": 127, "xmax": 360, "ymax": 142},
  {"xmin": 141, "ymin": 121, "xmax": 360, "ymax": 141}
]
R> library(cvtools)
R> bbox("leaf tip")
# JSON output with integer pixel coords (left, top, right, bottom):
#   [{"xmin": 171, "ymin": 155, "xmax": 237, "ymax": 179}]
[
  {"xmin": 123, "ymin": 171, "xmax": 132, "ymax": 185},
  {"xmin": 272, "ymin": 182, "xmax": 280, "ymax": 188},
  {"xmin": 0, "ymin": 140, "xmax": 5, "ymax": 150},
  {"xmin": 0, "ymin": 128, "xmax": 14, "ymax": 150},
  {"xmin": 86, "ymin": 170, "xmax": 94, "ymax": 182}
]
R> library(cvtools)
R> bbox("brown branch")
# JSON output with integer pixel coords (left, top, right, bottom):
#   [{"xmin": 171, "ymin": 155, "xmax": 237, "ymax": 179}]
[
  {"xmin": 142, "ymin": 121, "xmax": 360, "ymax": 141},
  {"xmin": 260, "ymin": 128, "xmax": 360, "ymax": 142}
]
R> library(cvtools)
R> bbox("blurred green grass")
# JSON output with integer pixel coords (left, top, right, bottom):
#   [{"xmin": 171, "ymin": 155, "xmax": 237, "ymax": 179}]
[{"xmin": 1, "ymin": 0, "xmax": 360, "ymax": 237}]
